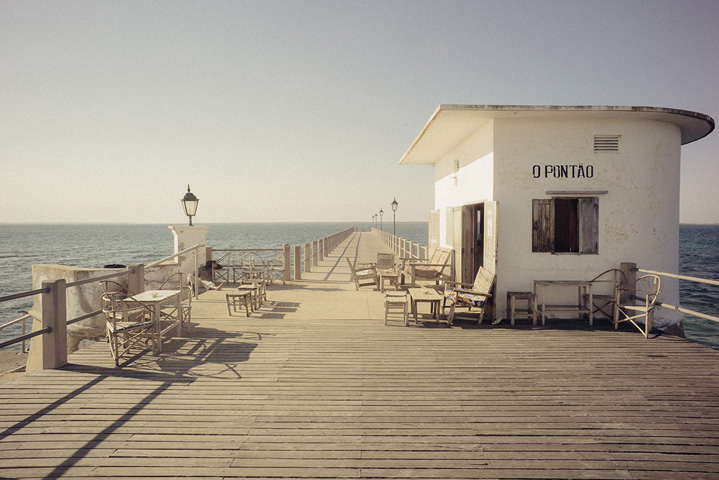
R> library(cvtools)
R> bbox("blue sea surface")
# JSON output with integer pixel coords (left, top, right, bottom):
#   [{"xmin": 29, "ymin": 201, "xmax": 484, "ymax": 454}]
[
  {"xmin": 1, "ymin": 223, "xmax": 718, "ymax": 351},
  {"xmin": 678, "ymin": 225, "xmax": 719, "ymax": 350}
]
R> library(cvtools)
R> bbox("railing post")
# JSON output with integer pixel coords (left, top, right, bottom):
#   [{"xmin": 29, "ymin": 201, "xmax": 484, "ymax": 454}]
[
  {"xmin": 27, "ymin": 279, "xmax": 68, "ymax": 372},
  {"xmin": 313, "ymin": 240, "xmax": 318, "ymax": 266},
  {"xmin": 304, "ymin": 243, "xmax": 311, "ymax": 273},
  {"xmin": 319, "ymin": 239, "xmax": 324, "ymax": 261},
  {"xmin": 620, "ymin": 262, "xmax": 637, "ymax": 304},
  {"xmin": 283, "ymin": 244, "xmax": 291, "ymax": 282},
  {"xmin": 294, "ymin": 245, "xmax": 302, "ymax": 280},
  {"xmin": 127, "ymin": 264, "xmax": 145, "ymax": 293}
]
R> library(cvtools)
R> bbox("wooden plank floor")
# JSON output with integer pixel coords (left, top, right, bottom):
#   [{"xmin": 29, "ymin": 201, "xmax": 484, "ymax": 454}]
[{"xmin": 2, "ymin": 232, "xmax": 719, "ymax": 479}]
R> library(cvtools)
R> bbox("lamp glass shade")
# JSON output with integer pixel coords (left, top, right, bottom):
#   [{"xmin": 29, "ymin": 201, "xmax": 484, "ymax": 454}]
[
  {"xmin": 391, "ymin": 198, "xmax": 398, "ymax": 212},
  {"xmin": 181, "ymin": 186, "xmax": 199, "ymax": 217}
]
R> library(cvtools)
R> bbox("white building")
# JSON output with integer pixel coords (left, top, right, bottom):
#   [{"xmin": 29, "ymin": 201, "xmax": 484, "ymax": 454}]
[{"xmin": 400, "ymin": 105, "xmax": 714, "ymax": 329}]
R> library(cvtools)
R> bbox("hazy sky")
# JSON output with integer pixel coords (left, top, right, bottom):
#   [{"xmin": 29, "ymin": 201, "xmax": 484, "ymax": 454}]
[{"xmin": 1, "ymin": 0, "xmax": 718, "ymax": 224}]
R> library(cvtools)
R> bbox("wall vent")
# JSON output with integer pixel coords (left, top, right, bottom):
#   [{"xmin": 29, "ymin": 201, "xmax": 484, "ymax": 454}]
[{"xmin": 594, "ymin": 135, "xmax": 620, "ymax": 152}]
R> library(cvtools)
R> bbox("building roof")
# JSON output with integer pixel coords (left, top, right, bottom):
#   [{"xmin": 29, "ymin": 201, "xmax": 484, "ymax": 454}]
[{"xmin": 399, "ymin": 105, "xmax": 715, "ymax": 165}]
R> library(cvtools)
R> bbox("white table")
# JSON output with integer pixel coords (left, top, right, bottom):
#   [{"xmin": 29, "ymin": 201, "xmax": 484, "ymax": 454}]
[{"xmin": 125, "ymin": 290, "xmax": 183, "ymax": 353}]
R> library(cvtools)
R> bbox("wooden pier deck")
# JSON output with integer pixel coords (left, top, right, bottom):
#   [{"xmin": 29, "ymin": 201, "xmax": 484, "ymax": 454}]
[{"xmin": 2, "ymin": 232, "xmax": 719, "ymax": 479}]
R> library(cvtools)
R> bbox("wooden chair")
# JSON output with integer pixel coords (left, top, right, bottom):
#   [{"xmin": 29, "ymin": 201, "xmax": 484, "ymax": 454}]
[
  {"xmin": 441, "ymin": 267, "xmax": 495, "ymax": 325},
  {"xmin": 614, "ymin": 274, "xmax": 661, "ymax": 338},
  {"xmin": 211, "ymin": 253, "xmax": 231, "ymax": 284},
  {"xmin": 100, "ymin": 291, "xmax": 156, "ymax": 366},
  {"xmin": 159, "ymin": 272, "xmax": 192, "ymax": 335},
  {"xmin": 346, "ymin": 258, "xmax": 377, "ymax": 290},
  {"xmin": 267, "ymin": 253, "xmax": 285, "ymax": 285},
  {"xmin": 376, "ymin": 253, "xmax": 395, "ymax": 271},
  {"xmin": 584, "ymin": 269, "xmax": 625, "ymax": 320},
  {"xmin": 226, "ymin": 292, "xmax": 252, "ymax": 316},
  {"xmin": 239, "ymin": 251, "xmax": 266, "ymax": 281},
  {"xmin": 403, "ymin": 248, "xmax": 452, "ymax": 287}
]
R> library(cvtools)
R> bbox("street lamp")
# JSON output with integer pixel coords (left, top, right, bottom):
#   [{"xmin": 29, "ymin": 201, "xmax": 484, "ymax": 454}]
[
  {"xmin": 379, "ymin": 209, "xmax": 384, "ymax": 231},
  {"xmin": 181, "ymin": 185, "xmax": 199, "ymax": 226},
  {"xmin": 391, "ymin": 198, "xmax": 398, "ymax": 235}
]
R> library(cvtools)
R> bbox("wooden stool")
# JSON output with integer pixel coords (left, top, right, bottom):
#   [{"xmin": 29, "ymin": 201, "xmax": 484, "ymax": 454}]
[
  {"xmin": 385, "ymin": 292, "xmax": 409, "ymax": 326},
  {"xmin": 507, "ymin": 291, "xmax": 537, "ymax": 326},
  {"xmin": 226, "ymin": 292, "xmax": 252, "ymax": 316}
]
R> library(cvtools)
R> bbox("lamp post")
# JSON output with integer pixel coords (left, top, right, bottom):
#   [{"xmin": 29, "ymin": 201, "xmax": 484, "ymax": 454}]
[
  {"xmin": 391, "ymin": 198, "xmax": 398, "ymax": 235},
  {"xmin": 181, "ymin": 185, "xmax": 199, "ymax": 226},
  {"xmin": 379, "ymin": 209, "xmax": 383, "ymax": 231}
]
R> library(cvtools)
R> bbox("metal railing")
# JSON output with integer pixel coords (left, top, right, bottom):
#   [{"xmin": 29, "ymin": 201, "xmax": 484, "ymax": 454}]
[
  {"xmin": 0, "ymin": 243, "xmax": 206, "ymax": 353},
  {"xmin": 373, "ymin": 228, "xmax": 428, "ymax": 260},
  {"xmin": 212, "ymin": 228, "xmax": 355, "ymax": 282},
  {"xmin": 637, "ymin": 266, "xmax": 719, "ymax": 324},
  {"xmin": 0, "ymin": 268, "xmax": 133, "ymax": 351}
]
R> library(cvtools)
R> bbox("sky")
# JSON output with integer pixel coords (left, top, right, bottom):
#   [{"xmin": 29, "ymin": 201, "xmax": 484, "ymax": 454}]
[{"xmin": 1, "ymin": 0, "xmax": 718, "ymax": 224}]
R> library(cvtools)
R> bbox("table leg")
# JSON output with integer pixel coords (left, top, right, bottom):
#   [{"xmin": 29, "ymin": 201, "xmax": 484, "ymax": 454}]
[
  {"xmin": 154, "ymin": 304, "xmax": 162, "ymax": 353},
  {"xmin": 176, "ymin": 294, "xmax": 183, "ymax": 337}
]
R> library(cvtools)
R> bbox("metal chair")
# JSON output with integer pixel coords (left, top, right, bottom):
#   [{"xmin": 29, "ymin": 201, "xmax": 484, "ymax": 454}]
[
  {"xmin": 159, "ymin": 272, "xmax": 192, "ymax": 335},
  {"xmin": 614, "ymin": 274, "xmax": 661, "ymax": 338},
  {"xmin": 584, "ymin": 269, "xmax": 625, "ymax": 320},
  {"xmin": 100, "ymin": 291, "xmax": 156, "ymax": 366}
]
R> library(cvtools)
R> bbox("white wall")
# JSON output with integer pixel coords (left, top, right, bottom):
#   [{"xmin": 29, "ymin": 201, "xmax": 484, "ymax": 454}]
[
  {"xmin": 492, "ymin": 117, "xmax": 682, "ymax": 325},
  {"xmin": 434, "ymin": 121, "xmax": 495, "ymax": 249}
]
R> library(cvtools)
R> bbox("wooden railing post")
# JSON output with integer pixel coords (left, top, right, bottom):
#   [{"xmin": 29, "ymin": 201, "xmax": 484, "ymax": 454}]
[
  {"xmin": 319, "ymin": 239, "xmax": 324, "ymax": 261},
  {"xmin": 313, "ymin": 240, "xmax": 318, "ymax": 266},
  {"xmin": 294, "ymin": 245, "xmax": 302, "ymax": 280},
  {"xmin": 283, "ymin": 244, "xmax": 291, "ymax": 283}
]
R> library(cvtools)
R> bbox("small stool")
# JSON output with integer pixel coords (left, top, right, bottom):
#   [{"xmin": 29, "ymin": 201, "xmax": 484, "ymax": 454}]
[
  {"xmin": 385, "ymin": 292, "xmax": 409, "ymax": 326},
  {"xmin": 226, "ymin": 292, "xmax": 252, "ymax": 317},
  {"xmin": 507, "ymin": 291, "xmax": 537, "ymax": 326}
]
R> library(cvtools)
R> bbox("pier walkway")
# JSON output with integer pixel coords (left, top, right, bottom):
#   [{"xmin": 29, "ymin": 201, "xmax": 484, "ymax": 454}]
[{"xmin": 2, "ymin": 232, "xmax": 719, "ymax": 479}]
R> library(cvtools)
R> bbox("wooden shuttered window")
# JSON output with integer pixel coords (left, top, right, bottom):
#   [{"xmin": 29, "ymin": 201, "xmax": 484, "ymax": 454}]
[
  {"xmin": 578, "ymin": 197, "xmax": 598, "ymax": 254},
  {"xmin": 532, "ymin": 197, "xmax": 598, "ymax": 254},
  {"xmin": 532, "ymin": 199, "xmax": 554, "ymax": 252}
]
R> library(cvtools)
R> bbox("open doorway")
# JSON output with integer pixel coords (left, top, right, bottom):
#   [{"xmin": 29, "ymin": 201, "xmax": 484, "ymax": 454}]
[{"xmin": 454, "ymin": 203, "xmax": 487, "ymax": 283}]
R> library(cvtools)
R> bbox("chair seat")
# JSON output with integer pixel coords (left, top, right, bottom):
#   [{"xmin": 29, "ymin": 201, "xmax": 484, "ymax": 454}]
[
  {"xmin": 445, "ymin": 289, "xmax": 487, "ymax": 308},
  {"xmin": 414, "ymin": 266, "xmax": 442, "ymax": 279},
  {"xmin": 108, "ymin": 320, "xmax": 154, "ymax": 334}
]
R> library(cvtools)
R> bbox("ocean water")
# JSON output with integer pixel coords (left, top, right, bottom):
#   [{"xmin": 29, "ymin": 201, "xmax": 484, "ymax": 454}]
[{"xmin": 1, "ymin": 223, "xmax": 718, "ymax": 350}]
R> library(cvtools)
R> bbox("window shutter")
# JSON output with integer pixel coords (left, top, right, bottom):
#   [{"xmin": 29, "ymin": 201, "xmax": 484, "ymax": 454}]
[
  {"xmin": 532, "ymin": 199, "xmax": 554, "ymax": 252},
  {"xmin": 578, "ymin": 197, "xmax": 599, "ymax": 254}
]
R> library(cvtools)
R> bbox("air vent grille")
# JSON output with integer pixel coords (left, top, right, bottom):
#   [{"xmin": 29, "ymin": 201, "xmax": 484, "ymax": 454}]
[{"xmin": 594, "ymin": 135, "xmax": 620, "ymax": 152}]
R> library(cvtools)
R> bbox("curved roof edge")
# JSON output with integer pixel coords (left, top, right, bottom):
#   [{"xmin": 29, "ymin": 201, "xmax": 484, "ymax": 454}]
[{"xmin": 400, "ymin": 105, "xmax": 715, "ymax": 165}]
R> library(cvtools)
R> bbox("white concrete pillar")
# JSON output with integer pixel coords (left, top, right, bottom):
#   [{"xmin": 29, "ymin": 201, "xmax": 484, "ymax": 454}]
[{"xmin": 168, "ymin": 225, "xmax": 210, "ymax": 274}]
